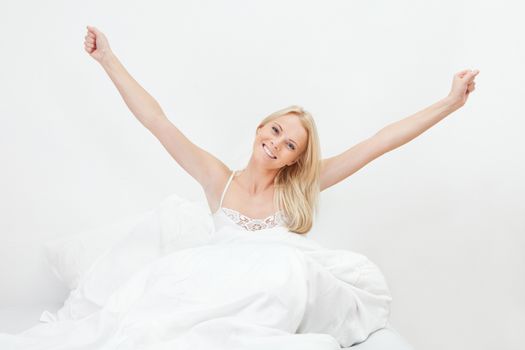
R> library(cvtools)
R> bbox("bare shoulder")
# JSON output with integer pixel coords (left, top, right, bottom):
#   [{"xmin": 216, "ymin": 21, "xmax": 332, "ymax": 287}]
[{"xmin": 203, "ymin": 164, "xmax": 233, "ymax": 214}]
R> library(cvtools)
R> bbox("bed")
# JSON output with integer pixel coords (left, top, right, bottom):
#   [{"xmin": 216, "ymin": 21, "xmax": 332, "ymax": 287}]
[{"xmin": 0, "ymin": 194, "xmax": 414, "ymax": 349}]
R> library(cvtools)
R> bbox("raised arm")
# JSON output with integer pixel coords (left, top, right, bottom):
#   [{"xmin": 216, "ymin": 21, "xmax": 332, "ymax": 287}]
[
  {"xmin": 84, "ymin": 26, "xmax": 164, "ymax": 128},
  {"xmin": 320, "ymin": 69, "xmax": 480, "ymax": 192},
  {"xmin": 84, "ymin": 26, "xmax": 228, "ymax": 191}
]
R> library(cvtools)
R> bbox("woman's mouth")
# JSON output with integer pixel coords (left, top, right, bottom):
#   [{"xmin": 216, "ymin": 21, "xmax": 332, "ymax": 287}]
[{"xmin": 262, "ymin": 143, "xmax": 276, "ymax": 159}]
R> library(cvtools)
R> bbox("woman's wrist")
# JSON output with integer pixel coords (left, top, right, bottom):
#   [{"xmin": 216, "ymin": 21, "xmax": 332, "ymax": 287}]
[
  {"xmin": 99, "ymin": 50, "xmax": 117, "ymax": 68},
  {"xmin": 443, "ymin": 95, "xmax": 463, "ymax": 112}
]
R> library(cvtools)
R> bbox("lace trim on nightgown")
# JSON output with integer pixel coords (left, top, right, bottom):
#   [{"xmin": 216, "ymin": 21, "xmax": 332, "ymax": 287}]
[
  {"xmin": 220, "ymin": 207, "xmax": 288, "ymax": 231},
  {"xmin": 217, "ymin": 169, "xmax": 288, "ymax": 231}
]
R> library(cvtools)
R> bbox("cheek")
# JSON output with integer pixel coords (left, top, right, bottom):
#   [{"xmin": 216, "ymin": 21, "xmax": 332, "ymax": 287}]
[{"xmin": 286, "ymin": 153, "xmax": 298, "ymax": 162}]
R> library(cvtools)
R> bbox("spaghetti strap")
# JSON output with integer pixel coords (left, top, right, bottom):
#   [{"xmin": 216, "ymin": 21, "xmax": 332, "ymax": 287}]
[
  {"xmin": 212, "ymin": 169, "xmax": 288, "ymax": 231},
  {"xmin": 218, "ymin": 170, "xmax": 236, "ymax": 209}
]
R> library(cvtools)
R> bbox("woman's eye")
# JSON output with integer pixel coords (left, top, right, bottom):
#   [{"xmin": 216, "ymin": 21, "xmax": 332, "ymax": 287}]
[{"xmin": 271, "ymin": 125, "xmax": 294, "ymax": 150}]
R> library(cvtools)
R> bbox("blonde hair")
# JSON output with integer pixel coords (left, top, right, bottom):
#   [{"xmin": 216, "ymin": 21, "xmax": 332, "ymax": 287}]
[{"xmin": 255, "ymin": 105, "xmax": 322, "ymax": 234}]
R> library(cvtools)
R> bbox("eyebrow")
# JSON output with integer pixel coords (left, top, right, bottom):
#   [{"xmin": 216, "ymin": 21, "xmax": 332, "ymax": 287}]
[{"xmin": 275, "ymin": 122, "xmax": 297, "ymax": 147}]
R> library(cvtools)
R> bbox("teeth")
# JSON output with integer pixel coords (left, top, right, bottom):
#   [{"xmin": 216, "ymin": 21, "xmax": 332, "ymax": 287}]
[{"xmin": 263, "ymin": 144, "xmax": 276, "ymax": 159}]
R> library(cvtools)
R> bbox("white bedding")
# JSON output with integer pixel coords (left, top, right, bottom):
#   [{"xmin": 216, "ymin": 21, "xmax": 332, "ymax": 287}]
[{"xmin": 0, "ymin": 195, "xmax": 393, "ymax": 349}]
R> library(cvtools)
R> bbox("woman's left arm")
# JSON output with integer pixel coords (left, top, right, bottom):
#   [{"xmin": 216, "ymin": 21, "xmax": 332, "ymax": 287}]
[
  {"xmin": 320, "ymin": 69, "xmax": 480, "ymax": 192},
  {"xmin": 376, "ymin": 69, "xmax": 480, "ymax": 150}
]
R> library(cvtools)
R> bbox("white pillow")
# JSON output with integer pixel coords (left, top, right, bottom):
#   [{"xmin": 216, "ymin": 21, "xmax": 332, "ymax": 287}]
[
  {"xmin": 42, "ymin": 193, "xmax": 215, "ymax": 322},
  {"xmin": 43, "ymin": 209, "xmax": 154, "ymax": 290},
  {"xmin": 77, "ymin": 194, "xmax": 214, "ymax": 309}
]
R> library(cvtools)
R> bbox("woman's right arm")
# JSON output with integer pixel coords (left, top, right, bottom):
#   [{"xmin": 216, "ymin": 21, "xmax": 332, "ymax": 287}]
[
  {"xmin": 100, "ymin": 51, "xmax": 164, "ymax": 128},
  {"xmin": 85, "ymin": 25, "xmax": 163, "ymax": 128},
  {"xmin": 84, "ymin": 26, "xmax": 229, "ymax": 191}
]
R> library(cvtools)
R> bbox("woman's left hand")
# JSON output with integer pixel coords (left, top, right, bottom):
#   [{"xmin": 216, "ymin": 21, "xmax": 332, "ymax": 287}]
[{"xmin": 447, "ymin": 68, "xmax": 480, "ymax": 108}]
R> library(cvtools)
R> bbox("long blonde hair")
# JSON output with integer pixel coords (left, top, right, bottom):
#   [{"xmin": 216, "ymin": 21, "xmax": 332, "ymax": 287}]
[{"xmin": 255, "ymin": 105, "xmax": 322, "ymax": 234}]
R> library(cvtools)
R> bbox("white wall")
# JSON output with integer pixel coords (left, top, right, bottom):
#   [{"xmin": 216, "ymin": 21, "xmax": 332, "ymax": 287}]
[{"xmin": 1, "ymin": 0, "xmax": 523, "ymax": 349}]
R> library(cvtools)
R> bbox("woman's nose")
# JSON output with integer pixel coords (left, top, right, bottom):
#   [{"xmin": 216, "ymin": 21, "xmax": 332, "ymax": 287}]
[{"xmin": 270, "ymin": 140, "xmax": 280, "ymax": 151}]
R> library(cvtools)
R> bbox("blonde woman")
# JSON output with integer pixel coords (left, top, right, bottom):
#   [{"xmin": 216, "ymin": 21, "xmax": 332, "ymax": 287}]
[
  {"xmin": 84, "ymin": 26, "xmax": 478, "ymax": 236},
  {"xmin": 0, "ymin": 25, "xmax": 479, "ymax": 350},
  {"xmin": 84, "ymin": 26, "xmax": 478, "ymax": 237}
]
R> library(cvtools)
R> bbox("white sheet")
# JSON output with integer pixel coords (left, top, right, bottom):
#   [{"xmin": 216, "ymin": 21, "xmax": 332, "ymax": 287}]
[{"xmin": 0, "ymin": 195, "xmax": 392, "ymax": 349}]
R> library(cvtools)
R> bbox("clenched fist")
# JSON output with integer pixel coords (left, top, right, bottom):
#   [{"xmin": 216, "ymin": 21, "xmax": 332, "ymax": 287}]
[
  {"xmin": 447, "ymin": 69, "xmax": 480, "ymax": 108},
  {"xmin": 84, "ymin": 25, "xmax": 112, "ymax": 63}
]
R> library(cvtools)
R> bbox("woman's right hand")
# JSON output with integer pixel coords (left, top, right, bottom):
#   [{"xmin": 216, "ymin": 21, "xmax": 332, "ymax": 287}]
[
  {"xmin": 447, "ymin": 69, "xmax": 479, "ymax": 108},
  {"xmin": 84, "ymin": 25, "xmax": 112, "ymax": 64}
]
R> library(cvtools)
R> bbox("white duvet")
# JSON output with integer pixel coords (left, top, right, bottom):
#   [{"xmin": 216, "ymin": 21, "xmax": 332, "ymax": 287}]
[{"xmin": 0, "ymin": 195, "xmax": 392, "ymax": 349}]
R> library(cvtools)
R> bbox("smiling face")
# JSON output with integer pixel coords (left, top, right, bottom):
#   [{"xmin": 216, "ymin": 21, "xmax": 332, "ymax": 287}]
[{"xmin": 254, "ymin": 113, "xmax": 308, "ymax": 169}]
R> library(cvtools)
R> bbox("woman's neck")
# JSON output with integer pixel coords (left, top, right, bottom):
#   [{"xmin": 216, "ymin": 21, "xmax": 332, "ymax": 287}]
[{"xmin": 236, "ymin": 161, "xmax": 277, "ymax": 195}]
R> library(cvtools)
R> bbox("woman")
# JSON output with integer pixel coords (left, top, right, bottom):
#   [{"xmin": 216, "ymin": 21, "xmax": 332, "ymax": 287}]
[
  {"xmin": 0, "ymin": 26, "xmax": 481, "ymax": 350},
  {"xmin": 84, "ymin": 25, "xmax": 479, "ymax": 235}
]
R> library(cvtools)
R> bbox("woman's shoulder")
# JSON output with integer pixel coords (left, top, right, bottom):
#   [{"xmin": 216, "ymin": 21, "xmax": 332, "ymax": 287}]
[{"xmin": 203, "ymin": 166, "xmax": 234, "ymax": 213}]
